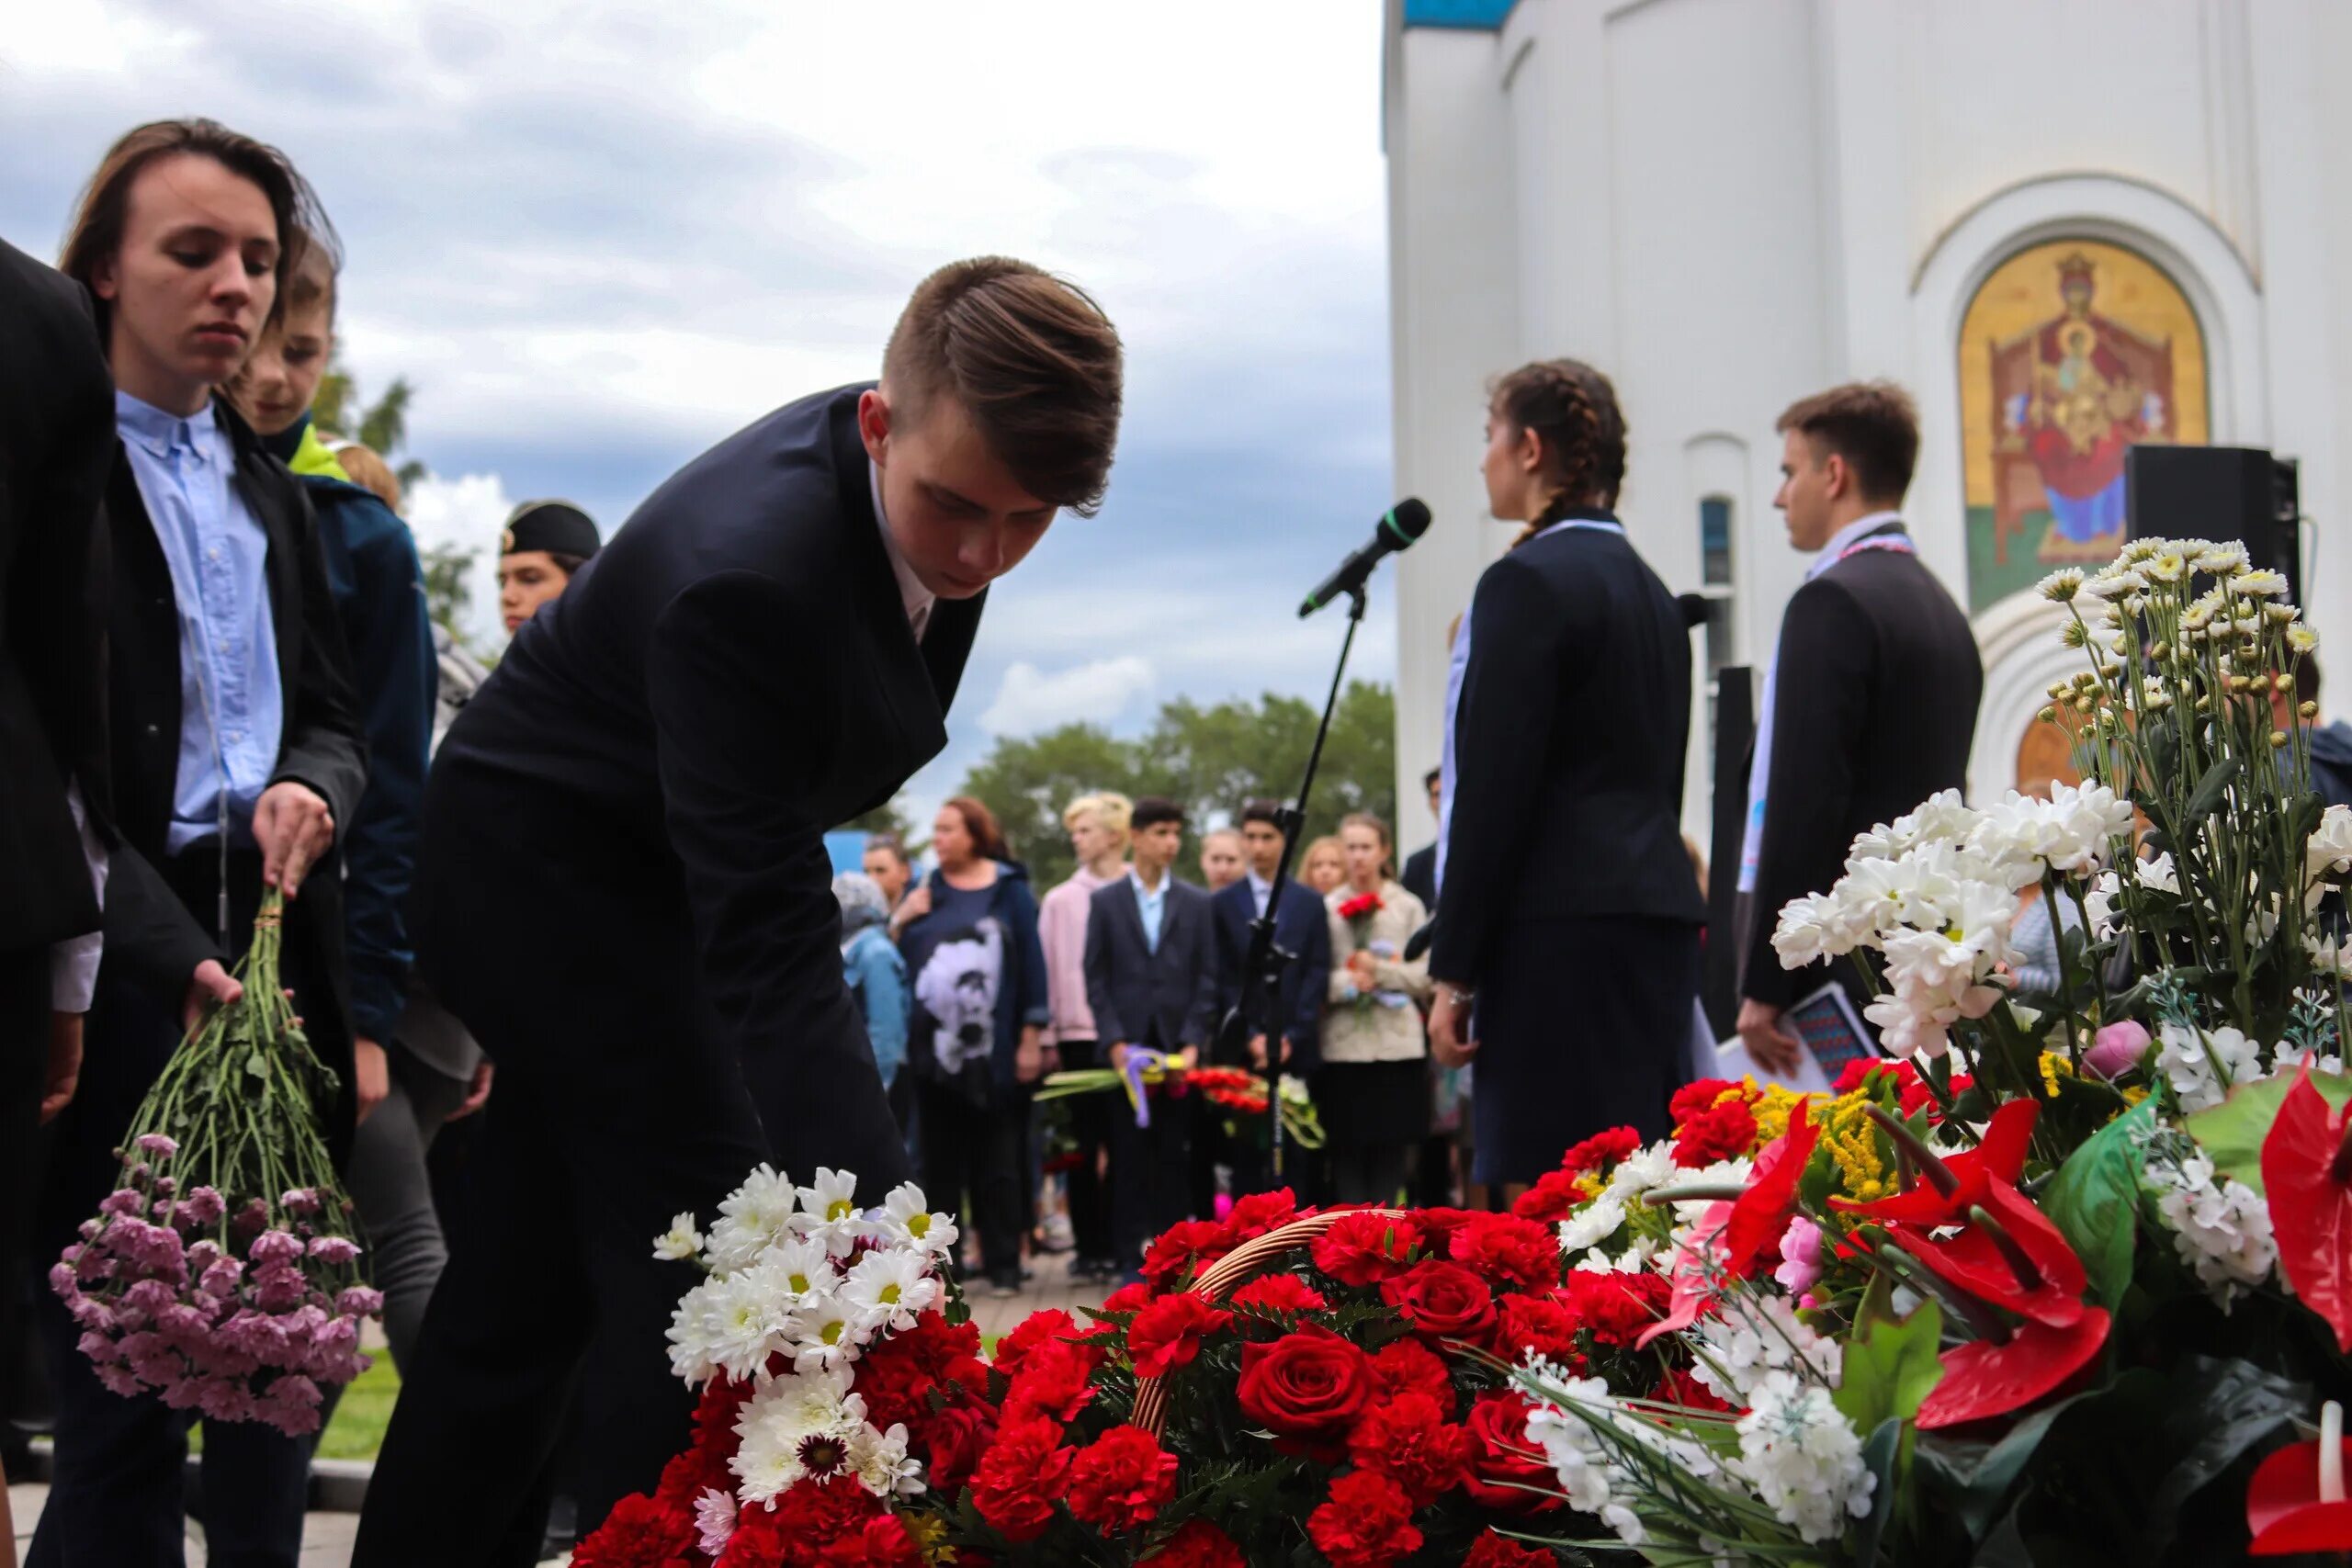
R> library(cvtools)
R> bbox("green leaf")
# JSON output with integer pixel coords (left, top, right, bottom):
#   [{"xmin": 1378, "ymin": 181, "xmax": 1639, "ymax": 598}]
[
  {"xmin": 2183, "ymin": 755, "xmax": 2242, "ymax": 824},
  {"xmin": 2139, "ymin": 1355, "xmax": 2306, "ymax": 1546},
  {"xmin": 1852, "ymin": 1416, "xmax": 1903, "ymax": 1566},
  {"xmin": 2184, "ymin": 1069, "xmax": 2352, "ymax": 1194},
  {"xmin": 1835, "ymin": 1299, "xmax": 1945, "ymax": 1434},
  {"xmin": 2040, "ymin": 1098, "xmax": 2157, "ymax": 1308},
  {"xmin": 245, "ymin": 1046, "xmax": 268, "ymax": 1081},
  {"xmin": 1914, "ymin": 1389, "xmax": 2095, "ymax": 1540}
]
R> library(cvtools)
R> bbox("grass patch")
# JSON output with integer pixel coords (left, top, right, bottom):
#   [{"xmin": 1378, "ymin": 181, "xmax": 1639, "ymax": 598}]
[{"xmin": 185, "ymin": 1355, "xmax": 401, "ymax": 1461}]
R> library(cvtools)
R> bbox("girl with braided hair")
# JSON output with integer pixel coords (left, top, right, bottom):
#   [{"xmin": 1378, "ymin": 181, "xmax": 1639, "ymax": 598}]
[{"xmin": 1427, "ymin": 359, "xmax": 1703, "ymax": 1189}]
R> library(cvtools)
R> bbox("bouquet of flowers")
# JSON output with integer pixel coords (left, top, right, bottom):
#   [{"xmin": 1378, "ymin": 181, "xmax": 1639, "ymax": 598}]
[
  {"xmin": 49, "ymin": 891, "xmax": 379, "ymax": 1436},
  {"xmin": 1039, "ymin": 1062, "xmax": 1327, "ymax": 1149}
]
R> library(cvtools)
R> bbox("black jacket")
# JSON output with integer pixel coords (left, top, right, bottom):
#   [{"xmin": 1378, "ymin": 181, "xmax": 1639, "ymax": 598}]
[
  {"xmin": 1432, "ymin": 515, "xmax": 1702, "ymax": 987},
  {"xmin": 1211, "ymin": 877, "xmax": 1332, "ymax": 1070},
  {"xmin": 432, "ymin": 383, "xmax": 981, "ymax": 1186},
  {"xmin": 1083, "ymin": 874, "xmax": 1218, "ymax": 1052},
  {"xmin": 1737, "ymin": 527, "xmax": 1982, "ymax": 1009},
  {"xmin": 1399, "ymin": 844, "xmax": 1435, "ymax": 910},
  {"xmin": 101, "ymin": 396, "xmax": 368, "ymax": 1144},
  {"xmin": 0, "ymin": 239, "xmax": 115, "ymax": 954}
]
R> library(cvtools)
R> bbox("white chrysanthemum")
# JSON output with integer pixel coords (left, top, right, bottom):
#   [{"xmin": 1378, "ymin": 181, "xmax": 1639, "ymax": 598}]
[
  {"xmin": 788, "ymin": 1293, "xmax": 871, "ymax": 1372},
  {"xmin": 2037, "ymin": 568, "xmax": 2086, "ymax": 602},
  {"xmin": 842, "ymin": 1247, "xmax": 938, "ymax": 1335},
  {"xmin": 793, "ymin": 1168, "xmax": 865, "ymax": 1258},
  {"xmin": 705, "ymin": 1165, "xmax": 800, "ymax": 1272},
  {"xmin": 877, "ymin": 1182, "xmax": 960, "ymax": 1260},
  {"xmin": 1559, "ymin": 1196, "xmax": 1629, "ymax": 1258},
  {"xmin": 750, "ymin": 1235, "xmax": 838, "ymax": 1309},
  {"xmin": 848, "ymin": 1420, "xmax": 925, "ymax": 1498},
  {"xmin": 1968, "ymin": 783, "xmax": 2134, "ymax": 882},
  {"xmin": 2147, "ymin": 1153, "xmax": 2275, "ymax": 1307},
  {"xmin": 2290, "ymin": 624, "xmax": 2321, "ymax": 656},
  {"xmin": 2233, "ymin": 568, "xmax": 2290, "ymax": 599},
  {"xmin": 652, "ymin": 1212, "xmax": 705, "ymax": 1263},
  {"xmin": 2195, "ymin": 540, "xmax": 2249, "ymax": 575},
  {"xmin": 1847, "ymin": 791, "xmax": 1980, "ymax": 863},
  {"xmin": 693, "ymin": 1269, "xmax": 798, "ymax": 1383},
  {"xmin": 1665, "ymin": 1157, "xmax": 1755, "ymax": 1227},
  {"xmin": 1771, "ymin": 891, "xmax": 1858, "ymax": 969},
  {"xmin": 1732, "ymin": 1371, "xmax": 1876, "ymax": 1543},
  {"xmin": 2155, "ymin": 1021, "xmax": 2265, "ymax": 1112}
]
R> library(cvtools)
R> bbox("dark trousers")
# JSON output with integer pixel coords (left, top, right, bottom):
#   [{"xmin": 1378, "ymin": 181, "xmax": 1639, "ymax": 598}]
[
  {"xmin": 915, "ymin": 1079, "xmax": 1026, "ymax": 1281},
  {"xmin": 2, "ymin": 947, "xmax": 47, "ymax": 1427},
  {"xmin": 355, "ymin": 787, "xmax": 768, "ymax": 1566},
  {"xmin": 1105, "ymin": 1040, "xmax": 1193, "ymax": 1270},
  {"xmin": 1055, "ymin": 1039, "xmax": 1114, "ymax": 1263},
  {"xmin": 339, "ymin": 1047, "xmax": 469, "ymax": 1372},
  {"xmin": 30, "ymin": 852, "xmax": 311, "ymax": 1568}
]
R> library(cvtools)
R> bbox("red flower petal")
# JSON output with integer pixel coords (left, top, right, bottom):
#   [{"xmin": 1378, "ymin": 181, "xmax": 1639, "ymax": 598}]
[
  {"xmin": 1834, "ymin": 1100, "xmax": 2040, "ymax": 1225},
  {"xmin": 1890, "ymin": 1179, "xmax": 2087, "ymax": 1326},
  {"xmin": 1724, "ymin": 1108, "xmax": 1821, "ymax": 1275},
  {"xmin": 1916, "ymin": 1308, "xmax": 2109, "ymax": 1430},
  {"xmin": 2246, "ymin": 1438, "xmax": 2352, "ymax": 1551},
  {"xmin": 2262, "ymin": 1068, "xmax": 2352, "ymax": 1354}
]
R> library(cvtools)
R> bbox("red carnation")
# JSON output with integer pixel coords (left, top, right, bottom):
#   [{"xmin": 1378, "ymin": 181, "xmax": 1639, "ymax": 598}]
[
  {"xmin": 1101, "ymin": 1280, "xmax": 1158, "ymax": 1314},
  {"xmin": 856, "ymin": 1313, "xmax": 988, "ymax": 1432},
  {"xmin": 655, "ymin": 1376, "xmax": 754, "ymax": 1504},
  {"xmin": 1128, "ymin": 1292, "xmax": 1232, "ymax": 1379},
  {"xmin": 1338, "ymin": 890, "xmax": 1385, "ymax": 922},
  {"xmin": 1561, "ymin": 1125, "xmax": 1642, "ymax": 1175},
  {"xmin": 1565, "ymin": 1269, "xmax": 1671, "ymax": 1348},
  {"xmin": 920, "ymin": 1387, "xmax": 1000, "ymax": 1490},
  {"xmin": 1237, "ymin": 1324, "xmax": 1376, "ymax": 1456},
  {"xmin": 1310, "ymin": 1209, "xmax": 1425, "ymax": 1286},
  {"xmin": 1380, "ymin": 1259, "xmax": 1498, "ymax": 1345},
  {"xmin": 1672, "ymin": 1099, "xmax": 1757, "ymax": 1168},
  {"xmin": 1671, "ymin": 1078, "xmax": 1746, "ymax": 1124},
  {"xmin": 725, "ymin": 1476, "xmax": 883, "ymax": 1565},
  {"xmin": 969, "ymin": 1416, "xmax": 1075, "ymax": 1544},
  {"xmin": 1139, "ymin": 1518, "xmax": 1246, "ymax": 1567},
  {"xmin": 571, "ymin": 1493, "xmax": 695, "ymax": 1568},
  {"xmin": 1496, "ymin": 1289, "xmax": 1584, "ymax": 1366},
  {"xmin": 1450, "ymin": 1213, "xmax": 1559, "ymax": 1290},
  {"xmin": 1227, "ymin": 1273, "xmax": 1328, "ymax": 1314},
  {"xmin": 1369, "ymin": 1336, "xmax": 1458, "ymax": 1417},
  {"xmin": 1003, "ymin": 1337, "xmax": 1102, "ymax": 1424},
  {"xmin": 1067, "ymin": 1425, "xmax": 1181, "ymax": 1534},
  {"xmin": 1140, "ymin": 1219, "xmax": 1233, "ymax": 1289},
  {"xmin": 1348, "ymin": 1390, "xmax": 1475, "ymax": 1506},
  {"xmin": 1224, "ymin": 1188, "xmax": 1301, "ymax": 1244},
  {"xmin": 1462, "ymin": 1393, "xmax": 1568, "ymax": 1516},
  {"xmin": 1464, "ymin": 1530, "xmax": 1556, "ymax": 1567},
  {"xmin": 822, "ymin": 1516, "xmax": 924, "ymax": 1568},
  {"xmin": 993, "ymin": 1309, "xmax": 1085, "ymax": 1378},
  {"xmin": 1511, "ymin": 1169, "xmax": 1583, "ymax": 1224},
  {"xmin": 1307, "ymin": 1470, "xmax": 1423, "ymax": 1568},
  {"xmin": 1410, "ymin": 1205, "xmax": 1480, "ymax": 1253}
]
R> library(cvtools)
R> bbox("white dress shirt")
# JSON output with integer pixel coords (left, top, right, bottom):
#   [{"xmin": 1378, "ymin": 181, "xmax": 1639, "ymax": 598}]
[{"xmin": 870, "ymin": 460, "xmax": 935, "ymax": 642}]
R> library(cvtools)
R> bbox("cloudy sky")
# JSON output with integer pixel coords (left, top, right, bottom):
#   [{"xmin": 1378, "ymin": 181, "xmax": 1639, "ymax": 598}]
[{"xmin": 2, "ymin": 0, "xmax": 1397, "ymax": 831}]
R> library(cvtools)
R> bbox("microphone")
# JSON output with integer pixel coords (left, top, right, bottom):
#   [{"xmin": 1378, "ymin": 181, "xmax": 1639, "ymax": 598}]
[{"xmin": 1299, "ymin": 498, "xmax": 1432, "ymax": 617}]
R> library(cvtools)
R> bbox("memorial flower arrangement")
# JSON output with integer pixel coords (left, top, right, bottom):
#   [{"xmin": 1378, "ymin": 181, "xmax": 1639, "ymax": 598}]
[{"xmin": 49, "ymin": 891, "xmax": 379, "ymax": 1436}]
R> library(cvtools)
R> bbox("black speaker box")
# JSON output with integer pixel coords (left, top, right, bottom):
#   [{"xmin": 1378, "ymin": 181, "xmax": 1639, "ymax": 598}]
[{"xmin": 2124, "ymin": 444, "xmax": 2301, "ymax": 602}]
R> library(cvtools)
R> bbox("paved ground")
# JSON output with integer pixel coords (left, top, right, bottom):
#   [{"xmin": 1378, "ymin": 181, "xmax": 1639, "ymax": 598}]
[{"xmin": 6, "ymin": 1255, "xmax": 1110, "ymax": 1566}]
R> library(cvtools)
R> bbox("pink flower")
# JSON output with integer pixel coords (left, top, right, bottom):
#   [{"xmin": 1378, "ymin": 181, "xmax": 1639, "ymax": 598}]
[
  {"xmin": 2085, "ymin": 1020, "xmax": 2152, "ymax": 1080},
  {"xmin": 121, "ymin": 1278, "xmax": 176, "ymax": 1325},
  {"xmin": 335, "ymin": 1287, "xmax": 385, "ymax": 1319},
  {"xmin": 280, "ymin": 1190, "xmax": 322, "ymax": 1216},
  {"xmin": 248, "ymin": 1230, "xmax": 303, "ymax": 1267},
  {"xmin": 158, "ymin": 1376, "xmax": 205, "ymax": 1411},
  {"xmin": 180, "ymin": 1189, "xmax": 226, "ymax": 1226},
  {"xmin": 306, "ymin": 1236, "xmax": 359, "ymax": 1266},
  {"xmin": 251, "ymin": 1264, "xmax": 307, "ymax": 1313},
  {"xmin": 94, "ymin": 1362, "xmax": 141, "ymax": 1398},
  {"xmin": 1772, "ymin": 1215, "xmax": 1826, "ymax": 1297},
  {"xmin": 199, "ymin": 1258, "xmax": 244, "ymax": 1298},
  {"xmin": 99, "ymin": 1190, "xmax": 145, "ymax": 1218},
  {"xmin": 135, "ymin": 1134, "xmax": 178, "ymax": 1158},
  {"xmin": 198, "ymin": 1380, "xmax": 256, "ymax": 1423}
]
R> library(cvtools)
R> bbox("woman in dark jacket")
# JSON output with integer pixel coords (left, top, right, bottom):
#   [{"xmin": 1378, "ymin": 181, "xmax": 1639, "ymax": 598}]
[{"xmin": 894, "ymin": 795, "xmax": 1048, "ymax": 1295}]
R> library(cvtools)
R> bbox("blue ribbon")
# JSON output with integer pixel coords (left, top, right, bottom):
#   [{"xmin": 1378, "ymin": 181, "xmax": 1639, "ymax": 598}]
[{"xmin": 1121, "ymin": 1048, "xmax": 1167, "ymax": 1127}]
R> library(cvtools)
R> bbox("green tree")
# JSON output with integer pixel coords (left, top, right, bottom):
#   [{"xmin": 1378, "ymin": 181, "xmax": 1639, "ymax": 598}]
[
  {"xmin": 315, "ymin": 355, "xmax": 428, "ymax": 490},
  {"xmin": 954, "ymin": 683, "xmax": 1396, "ymax": 888},
  {"xmin": 418, "ymin": 540, "xmax": 479, "ymax": 641}
]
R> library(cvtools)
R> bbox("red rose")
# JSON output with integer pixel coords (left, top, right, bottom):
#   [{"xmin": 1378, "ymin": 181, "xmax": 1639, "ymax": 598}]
[
  {"xmin": 1140, "ymin": 1219, "xmax": 1233, "ymax": 1288},
  {"xmin": 822, "ymin": 1516, "xmax": 924, "ymax": 1568},
  {"xmin": 1310, "ymin": 1209, "xmax": 1426, "ymax": 1286},
  {"xmin": 1496, "ymin": 1290, "xmax": 1584, "ymax": 1366},
  {"xmin": 1348, "ymin": 1390, "xmax": 1475, "ymax": 1505},
  {"xmin": 1236, "ymin": 1325, "xmax": 1375, "ymax": 1455},
  {"xmin": 919, "ymin": 1387, "xmax": 1000, "ymax": 1490},
  {"xmin": 1511, "ymin": 1169, "xmax": 1582, "ymax": 1224},
  {"xmin": 1380, "ymin": 1259, "xmax": 1497, "ymax": 1345},
  {"xmin": 1306, "ymin": 1470, "xmax": 1423, "ymax": 1568},
  {"xmin": 993, "ymin": 1309, "xmax": 1085, "ymax": 1377},
  {"xmin": 1138, "ymin": 1518, "xmax": 1245, "ymax": 1567},
  {"xmin": 1067, "ymin": 1425, "xmax": 1181, "ymax": 1534},
  {"xmin": 1227, "ymin": 1273, "xmax": 1329, "ymax": 1314},
  {"xmin": 571, "ymin": 1494, "xmax": 695, "ymax": 1568},
  {"xmin": 1561, "ymin": 1125, "xmax": 1642, "ymax": 1175},
  {"xmin": 1370, "ymin": 1337, "xmax": 1458, "ymax": 1417},
  {"xmin": 1223, "ymin": 1188, "xmax": 1301, "ymax": 1245},
  {"xmin": 1464, "ymin": 1529, "xmax": 1558, "ymax": 1567},
  {"xmin": 1672, "ymin": 1099, "xmax": 1757, "ymax": 1168},
  {"xmin": 1127, "ymin": 1292, "xmax": 1233, "ymax": 1379},
  {"xmin": 1671, "ymin": 1078, "xmax": 1746, "ymax": 1124},
  {"xmin": 1003, "ymin": 1337, "xmax": 1102, "ymax": 1424},
  {"xmin": 969, "ymin": 1416, "xmax": 1074, "ymax": 1544},
  {"xmin": 1462, "ymin": 1393, "xmax": 1567, "ymax": 1516},
  {"xmin": 1101, "ymin": 1280, "xmax": 1157, "ymax": 1314},
  {"xmin": 1566, "ymin": 1268, "xmax": 1671, "ymax": 1348},
  {"xmin": 1450, "ymin": 1213, "xmax": 1559, "ymax": 1290}
]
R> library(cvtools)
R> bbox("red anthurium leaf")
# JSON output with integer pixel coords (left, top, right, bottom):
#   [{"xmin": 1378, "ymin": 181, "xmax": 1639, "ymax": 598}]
[
  {"xmin": 2247, "ymin": 1439, "xmax": 2352, "ymax": 1548},
  {"xmin": 2262, "ymin": 1068, "xmax": 2352, "ymax": 1354},
  {"xmin": 1833, "ymin": 1100, "xmax": 2041, "ymax": 1225},
  {"xmin": 1890, "ymin": 1179, "xmax": 2089, "ymax": 1326},
  {"xmin": 1915, "ymin": 1307, "xmax": 2109, "ymax": 1431},
  {"xmin": 1635, "ymin": 1203, "xmax": 1729, "ymax": 1351},
  {"xmin": 1724, "ymin": 1111, "xmax": 1822, "ymax": 1276}
]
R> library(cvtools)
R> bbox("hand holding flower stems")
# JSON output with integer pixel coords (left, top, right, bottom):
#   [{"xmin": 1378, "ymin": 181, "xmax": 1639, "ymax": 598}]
[{"xmin": 252, "ymin": 779, "xmax": 334, "ymax": 897}]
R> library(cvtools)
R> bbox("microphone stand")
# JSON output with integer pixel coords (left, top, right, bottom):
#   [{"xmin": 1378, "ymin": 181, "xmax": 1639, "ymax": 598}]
[{"xmin": 1217, "ymin": 583, "xmax": 1370, "ymax": 1179}]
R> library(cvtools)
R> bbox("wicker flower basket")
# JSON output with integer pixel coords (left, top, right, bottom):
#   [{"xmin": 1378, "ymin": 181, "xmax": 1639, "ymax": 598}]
[{"xmin": 1129, "ymin": 1207, "xmax": 1408, "ymax": 1438}]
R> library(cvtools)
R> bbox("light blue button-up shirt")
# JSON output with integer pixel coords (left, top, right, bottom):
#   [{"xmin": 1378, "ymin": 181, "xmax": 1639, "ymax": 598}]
[
  {"xmin": 115, "ymin": 392, "xmax": 283, "ymax": 852},
  {"xmin": 1130, "ymin": 868, "xmax": 1170, "ymax": 954}
]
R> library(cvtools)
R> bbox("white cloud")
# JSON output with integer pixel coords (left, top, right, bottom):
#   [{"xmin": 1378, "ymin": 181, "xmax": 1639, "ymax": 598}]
[
  {"xmin": 401, "ymin": 470, "xmax": 514, "ymax": 648},
  {"xmin": 979, "ymin": 656, "xmax": 1157, "ymax": 737}
]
